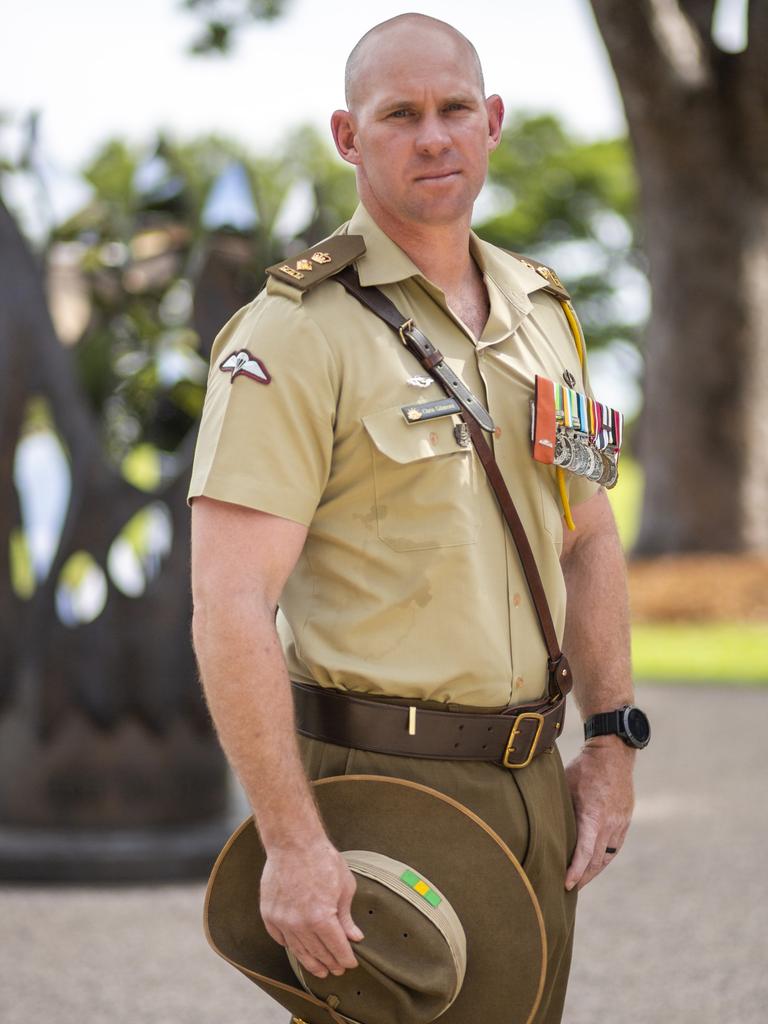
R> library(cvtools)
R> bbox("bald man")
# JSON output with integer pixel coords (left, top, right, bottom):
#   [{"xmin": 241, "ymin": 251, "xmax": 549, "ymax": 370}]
[{"xmin": 189, "ymin": 13, "xmax": 642, "ymax": 1024}]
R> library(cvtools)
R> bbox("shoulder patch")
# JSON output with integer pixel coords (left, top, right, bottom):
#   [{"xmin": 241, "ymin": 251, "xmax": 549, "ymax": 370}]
[
  {"xmin": 266, "ymin": 235, "xmax": 366, "ymax": 292},
  {"xmin": 504, "ymin": 250, "xmax": 571, "ymax": 301}
]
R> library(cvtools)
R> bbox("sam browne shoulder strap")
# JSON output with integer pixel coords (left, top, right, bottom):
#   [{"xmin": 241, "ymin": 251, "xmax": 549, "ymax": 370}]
[{"xmin": 334, "ymin": 265, "xmax": 573, "ymax": 706}]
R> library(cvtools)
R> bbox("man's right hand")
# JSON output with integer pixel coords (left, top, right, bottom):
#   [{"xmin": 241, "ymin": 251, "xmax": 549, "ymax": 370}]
[{"xmin": 260, "ymin": 837, "xmax": 365, "ymax": 979}]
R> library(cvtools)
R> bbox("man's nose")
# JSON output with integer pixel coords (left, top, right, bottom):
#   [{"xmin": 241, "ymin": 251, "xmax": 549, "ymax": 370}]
[{"xmin": 415, "ymin": 113, "xmax": 451, "ymax": 156}]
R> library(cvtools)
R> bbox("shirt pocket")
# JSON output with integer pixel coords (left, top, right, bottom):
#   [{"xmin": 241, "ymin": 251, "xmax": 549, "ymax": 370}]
[{"xmin": 361, "ymin": 405, "xmax": 478, "ymax": 551}]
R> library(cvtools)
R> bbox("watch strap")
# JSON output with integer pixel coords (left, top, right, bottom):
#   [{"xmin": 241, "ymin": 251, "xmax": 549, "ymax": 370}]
[{"xmin": 584, "ymin": 709, "xmax": 623, "ymax": 741}]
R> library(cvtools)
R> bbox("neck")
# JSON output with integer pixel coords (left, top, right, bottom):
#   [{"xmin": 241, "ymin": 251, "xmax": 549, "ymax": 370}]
[{"xmin": 361, "ymin": 197, "xmax": 478, "ymax": 297}]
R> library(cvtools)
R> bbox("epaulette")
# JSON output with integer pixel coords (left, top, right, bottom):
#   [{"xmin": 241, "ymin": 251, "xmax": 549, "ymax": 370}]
[
  {"xmin": 505, "ymin": 249, "xmax": 571, "ymax": 301},
  {"xmin": 266, "ymin": 235, "xmax": 366, "ymax": 292}
]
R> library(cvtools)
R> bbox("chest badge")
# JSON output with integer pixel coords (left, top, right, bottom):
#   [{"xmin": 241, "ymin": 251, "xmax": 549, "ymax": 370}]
[
  {"xmin": 219, "ymin": 348, "xmax": 271, "ymax": 384},
  {"xmin": 406, "ymin": 375, "xmax": 434, "ymax": 389},
  {"xmin": 563, "ymin": 369, "xmax": 577, "ymax": 388}
]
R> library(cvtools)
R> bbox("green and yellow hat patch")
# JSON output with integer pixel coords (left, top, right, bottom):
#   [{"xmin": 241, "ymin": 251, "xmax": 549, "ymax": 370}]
[{"xmin": 400, "ymin": 868, "xmax": 443, "ymax": 908}]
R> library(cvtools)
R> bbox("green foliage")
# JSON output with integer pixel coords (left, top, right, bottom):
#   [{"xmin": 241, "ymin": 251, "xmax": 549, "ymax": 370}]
[
  {"xmin": 486, "ymin": 115, "xmax": 635, "ymax": 241},
  {"xmin": 45, "ymin": 123, "xmax": 357, "ymax": 473},
  {"xmin": 281, "ymin": 125, "xmax": 357, "ymax": 237},
  {"xmin": 80, "ymin": 140, "xmax": 138, "ymax": 231},
  {"xmin": 179, "ymin": 0, "xmax": 290, "ymax": 55}
]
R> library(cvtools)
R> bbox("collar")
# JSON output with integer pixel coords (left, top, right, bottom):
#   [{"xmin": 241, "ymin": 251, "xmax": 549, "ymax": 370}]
[
  {"xmin": 342, "ymin": 204, "xmax": 423, "ymax": 287},
  {"xmin": 337, "ymin": 203, "xmax": 552, "ymax": 342},
  {"xmin": 469, "ymin": 234, "xmax": 548, "ymax": 311}
]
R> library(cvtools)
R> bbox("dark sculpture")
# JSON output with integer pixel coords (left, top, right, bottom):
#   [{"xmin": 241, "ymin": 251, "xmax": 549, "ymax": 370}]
[{"xmin": 0, "ymin": 151, "xmax": 265, "ymax": 880}]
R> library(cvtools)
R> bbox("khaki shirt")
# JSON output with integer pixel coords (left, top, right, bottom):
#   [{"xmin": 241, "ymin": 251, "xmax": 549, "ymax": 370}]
[{"xmin": 188, "ymin": 203, "xmax": 599, "ymax": 707}]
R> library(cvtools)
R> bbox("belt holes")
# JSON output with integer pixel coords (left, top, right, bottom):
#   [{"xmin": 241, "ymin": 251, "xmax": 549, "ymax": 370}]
[
  {"xmin": 458, "ymin": 724, "xmax": 464, "ymax": 730},
  {"xmin": 454, "ymin": 742, "xmax": 459, "ymax": 748},
  {"xmin": 487, "ymin": 725, "xmax": 493, "ymax": 732},
  {"xmin": 368, "ymin": 909, "xmax": 374, "ymax": 914},
  {"xmin": 403, "ymin": 932, "xmax": 409, "ymax": 938},
  {"xmin": 481, "ymin": 743, "xmax": 487, "ymax": 750}
]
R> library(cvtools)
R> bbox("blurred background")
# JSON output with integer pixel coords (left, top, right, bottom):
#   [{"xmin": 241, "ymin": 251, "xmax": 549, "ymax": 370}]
[{"xmin": 1, "ymin": 1, "xmax": 766, "ymax": 1022}]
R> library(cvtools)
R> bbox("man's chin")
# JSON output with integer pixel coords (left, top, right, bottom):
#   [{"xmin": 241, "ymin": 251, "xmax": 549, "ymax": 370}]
[
  {"xmin": 363, "ymin": 180, "xmax": 482, "ymax": 229},
  {"xmin": 397, "ymin": 185, "xmax": 479, "ymax": 224}
]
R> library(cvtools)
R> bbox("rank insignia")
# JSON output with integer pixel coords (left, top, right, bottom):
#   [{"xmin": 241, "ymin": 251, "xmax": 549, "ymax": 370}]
[
  {"xmin": 505, "ymin": 252, "xmax": 571, "ymax": 299},
  {"xmin": 531, "ymin": 375, "xmax": 622, "ymax": 488},
  {"xmin": 219, "ymin": 348, "xmax": 271, "ymax": 384},
  {"xmin": 265, "ymin": 236, "xmax": 365, "ymax": 292},
  {"xmin": 535, "ymin": 265, "xmax": 566, "ymax": 291},
  {"xmin": 406, "ymin": 375, "xmax": 434, "ymax": 388}
]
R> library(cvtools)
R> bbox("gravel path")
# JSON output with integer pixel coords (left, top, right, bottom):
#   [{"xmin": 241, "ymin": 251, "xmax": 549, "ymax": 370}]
[{"xmin": 1, "ymin": 684, "xmax": 766, "ymax": 1024}]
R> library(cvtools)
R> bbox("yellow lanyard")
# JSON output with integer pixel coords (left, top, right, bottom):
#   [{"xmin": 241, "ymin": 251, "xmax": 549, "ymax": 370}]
[{"xmin": 555, "ymin": 300, "xmax": 586, "ymax": 531}]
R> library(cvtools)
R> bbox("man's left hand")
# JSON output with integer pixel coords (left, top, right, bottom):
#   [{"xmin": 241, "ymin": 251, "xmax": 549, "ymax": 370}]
[{"xmin": 564, "ymin": 737, "xmax": 635, "ymax": 891}]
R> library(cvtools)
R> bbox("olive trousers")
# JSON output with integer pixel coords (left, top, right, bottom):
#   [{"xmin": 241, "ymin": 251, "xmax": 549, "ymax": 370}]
[{"xmin": 296, "ymin": 717, "xmax": 578, "ymax": 1024}]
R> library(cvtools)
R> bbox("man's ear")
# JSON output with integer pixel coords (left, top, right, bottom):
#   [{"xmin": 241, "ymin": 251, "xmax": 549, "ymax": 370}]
[
  {"xmin": 485, "ymin": 94, "xmax": 504, "ymax": 152},
  {"xmin": 331, "ymin": 110, "xmax": 361, "ymax": 166}
]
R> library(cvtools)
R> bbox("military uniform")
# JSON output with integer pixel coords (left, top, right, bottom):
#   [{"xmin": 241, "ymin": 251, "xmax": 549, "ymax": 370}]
[{"xmin": 188, "ymin": 203, "xmax": 600, "ymax": 1023}]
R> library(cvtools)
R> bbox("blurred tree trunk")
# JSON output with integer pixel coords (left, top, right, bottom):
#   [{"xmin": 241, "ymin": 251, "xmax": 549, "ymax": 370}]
[
  {"xmin": 0, "ymin": 197, "xmax": 232, "ymax": 879},
  {"xmin": 590, "ymin": 0, "xmax": 768, "ymax": 553}
]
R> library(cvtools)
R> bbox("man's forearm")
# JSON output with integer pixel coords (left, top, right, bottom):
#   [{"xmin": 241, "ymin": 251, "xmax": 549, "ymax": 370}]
[
  {"xmin": 560, "ymin": 494, "xmax": 637, "ymax": 889},
  {"xmin": 192, "ymin": 597, "xmax": 327, "ymax": 852},
  {"xmin": 560, "ymin": 501, "xmax": 634, "ymax": 719}
]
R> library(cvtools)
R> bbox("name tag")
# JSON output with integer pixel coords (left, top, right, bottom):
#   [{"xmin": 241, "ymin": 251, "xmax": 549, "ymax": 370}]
[{"xmin": 401, "ymin": 397, "xmax": 461, "ymax": 423}]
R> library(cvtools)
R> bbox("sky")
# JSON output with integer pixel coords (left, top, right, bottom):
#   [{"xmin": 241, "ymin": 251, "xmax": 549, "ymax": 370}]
[
  {"xmin": 2, "ymin": 0, "xmax": 629, "ymax": 226},
  {"xmin": 1, "ymin": 0, "xmax": 748, "ymax": 225}
]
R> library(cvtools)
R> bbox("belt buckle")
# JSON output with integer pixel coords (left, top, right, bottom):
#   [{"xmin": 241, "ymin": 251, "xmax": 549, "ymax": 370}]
[
  {"xmin": 503, "ymin": 712, "xmax": 545, "ymax": 769},
  {"xmin": 398, "ymin": 318, "xmax": 415, "ymax": 347}
]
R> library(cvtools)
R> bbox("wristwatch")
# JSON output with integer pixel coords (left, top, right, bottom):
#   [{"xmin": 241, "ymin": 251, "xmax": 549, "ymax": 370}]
[{"xmin": 584, "ymin": 705, "xmax": 651, "ymax": 749}]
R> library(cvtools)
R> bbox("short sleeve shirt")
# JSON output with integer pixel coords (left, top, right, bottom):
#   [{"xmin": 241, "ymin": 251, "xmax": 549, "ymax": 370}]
[{"xmin": 188, "ymin": 203, "xmax": 600, "ymax": 707}]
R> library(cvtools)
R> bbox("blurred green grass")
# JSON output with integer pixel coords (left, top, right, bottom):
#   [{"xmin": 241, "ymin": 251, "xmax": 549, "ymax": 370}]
[
  {"xmin": 631, "ymin": 623, "xmax": 768, "ymax": 684},
  {"xmin": 607, "ymin": 456, "xmax": 768, "ymax": 684}
]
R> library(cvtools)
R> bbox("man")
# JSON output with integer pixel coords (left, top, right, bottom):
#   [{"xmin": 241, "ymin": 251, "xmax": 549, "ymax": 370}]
[{"xmin": 189, "ymin": 14, "xmax": 642, "ymax": 1023}]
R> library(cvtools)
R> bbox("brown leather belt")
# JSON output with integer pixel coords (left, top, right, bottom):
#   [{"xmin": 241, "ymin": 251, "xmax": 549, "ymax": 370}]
[{"xmin": 291, "ymin": 681, "xmax": 565, "ymax": 769}]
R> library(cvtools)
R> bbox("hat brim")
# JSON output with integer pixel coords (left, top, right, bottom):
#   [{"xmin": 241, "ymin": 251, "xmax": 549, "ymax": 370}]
[{"xmin": 205, "ymin": 774, "xmax": 546, "ymax": 1024}]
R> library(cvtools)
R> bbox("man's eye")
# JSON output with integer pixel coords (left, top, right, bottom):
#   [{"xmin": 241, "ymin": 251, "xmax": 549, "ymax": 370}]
[{"xmin": 389, "ymin": 109, "xmax": 412, "ymax": 118}]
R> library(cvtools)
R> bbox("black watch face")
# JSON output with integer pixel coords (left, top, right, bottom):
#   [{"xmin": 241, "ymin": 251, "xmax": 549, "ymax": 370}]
[{"xmin": 625, "ymin": 707, "xmax": 650, "ymax": 746}]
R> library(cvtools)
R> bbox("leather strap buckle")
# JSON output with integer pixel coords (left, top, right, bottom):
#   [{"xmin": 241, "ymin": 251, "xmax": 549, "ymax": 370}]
[
  {"xmin": 503, "ymin": 712, "xmax": 545, "ymax": 769},
  {"xmin": 398, "ymin": 319, "xmax": 415, "ymax": 346}
]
